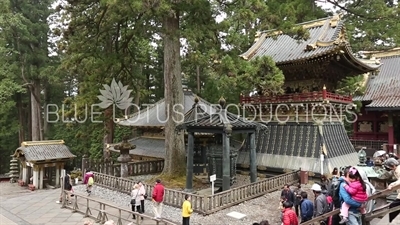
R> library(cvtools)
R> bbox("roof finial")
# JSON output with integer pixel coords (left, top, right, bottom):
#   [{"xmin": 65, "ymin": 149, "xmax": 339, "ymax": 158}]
[{"xmin": 219, "ymin": 96, "xmax": 226, "ymax": 109}]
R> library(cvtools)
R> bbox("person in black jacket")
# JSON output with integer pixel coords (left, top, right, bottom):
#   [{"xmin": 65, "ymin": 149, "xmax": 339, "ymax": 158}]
[
  {"xmin": 281, "ymin": 184, "xmax": 295, "ymax": 204},
  {"xmin": 293, "ymin": 183, "xmax": 302, "ymax": 217}
]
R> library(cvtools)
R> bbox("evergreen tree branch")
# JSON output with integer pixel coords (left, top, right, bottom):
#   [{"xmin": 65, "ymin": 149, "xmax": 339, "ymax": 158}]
[{"xmin": 326, "ymin": 0, "xmax": 387, "ymax": 20}]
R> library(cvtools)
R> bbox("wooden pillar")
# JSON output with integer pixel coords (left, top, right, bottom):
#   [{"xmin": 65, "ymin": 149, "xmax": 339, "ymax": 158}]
[
  {"xmin": 185, "ymin": 132, "xmax": 194, "ymax": 192},
  {"xmin": 353, "ymin": 121, "xmax": 358, "ymax": 138},
  {"xmin": 388, "ymin": 112, "xmax": 394, "ymax": 151},
  {"xmin": 32, "ymin": 165, "xmax": 39, "ymax": 188},
  {"xmin": 373, "ymin": 112, "xmax": 378, "ymax": 139},
  {"xmin": 222, "ymin": 132, "xmax": 231, "ymax": 191},
  {"xmin": 56, "ymin": 164, "xmax": 60, "ymax": 186},
  {"xmin": 39, "ymin": 165, "xmax": 44, "ymax": 189},
  {"xmin": 249, "ymin": 132, "xmax": 257, "ymax": 183},
  {"xmin": 82, "ymin": 155, "xmax": 89, "ymax": 174},
  {"xmin": 27, "ymin": 167, "xmax": 32, "ymax": 183},
  {"xmin": 22, "ymin": 164, "xmax": 28, "ymax": 184}
]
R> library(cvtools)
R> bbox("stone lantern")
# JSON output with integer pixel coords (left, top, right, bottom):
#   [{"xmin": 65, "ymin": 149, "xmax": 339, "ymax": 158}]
[
  {"xmin": 114, "ymin": 136, "xmax": 136, "ymax": 178},
  {"xmin": 9, "ymin": 157, "xmax": 19, "ymax": 183}
]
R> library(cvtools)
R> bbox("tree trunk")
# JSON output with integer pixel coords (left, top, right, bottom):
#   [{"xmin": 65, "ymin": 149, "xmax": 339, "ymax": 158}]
[
  {"xmin": 103, "ymin": 107, "xmax": 114, "ymax": 159},
  {"xmin": 42, "ymin": 83, "xmax": 48, "ymax": 139},
  {"xmin": 30, "ymin": 79, "xmax": 41, "ymax": 141},
  {"xmin": 133, "ymin": 65, "xmax": 143, "ymax": 113},
  {"xmin": 162, "ymin": 11, "xmax": 185, "ymax": 175},
  {"xmin": 196, "ymin": 65, "xmax": 201, "ymax": 94},
  {"xmin": 134, "ymin": 82, "xmax": 141, "ymax": 113},
  {"xmin": 16, "ymin": 93, "xmax": 25, "ymax": 144}
]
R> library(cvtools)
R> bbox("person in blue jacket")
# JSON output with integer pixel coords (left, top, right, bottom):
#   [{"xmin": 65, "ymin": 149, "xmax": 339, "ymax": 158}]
[
  {"xmin": 338, "ymin": 166, "xmax": 363, "ymax": 225},
  {"xmin": 300, "ymin": 191, "xmax": 313, "ymax": 223}
]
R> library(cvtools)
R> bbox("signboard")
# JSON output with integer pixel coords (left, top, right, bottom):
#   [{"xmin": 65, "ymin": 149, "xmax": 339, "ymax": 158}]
[{"xmin": 210, "ymin": 174, "xmax": 216, "ymax": 182}]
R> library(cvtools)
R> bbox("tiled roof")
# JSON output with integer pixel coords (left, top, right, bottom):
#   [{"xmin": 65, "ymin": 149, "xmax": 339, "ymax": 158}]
[
  {"xmin": 179, "ymin": 109, "xmax": 258, "ymax": 130},
  {"xmin": 109, "ymin": 137, "xmax": 166, "ymax": 158},
  {"xmin": 240, "ymin": 15, "xmax": 379, "ymax": 71},
  {"xmin": 108, "ymin": 136, "xmax": 242, "ymax": 159},
  {"xmin": 354, "ymin": 50, "xmax": 400, "ymax": 108},
  {"xmin": 184, "ymin": 101, "xmax": 209, "ymax": 122},
  {"xmin": 237, "ymin": 122, "xmax": 358, "ymax": 174},
  {"xmin": 116, "ymin": 91, "xmax": 217, "ymax": 127},
  {"xmin": 13, "ymin": 140, "xmax": 76, "ymax": 162}
]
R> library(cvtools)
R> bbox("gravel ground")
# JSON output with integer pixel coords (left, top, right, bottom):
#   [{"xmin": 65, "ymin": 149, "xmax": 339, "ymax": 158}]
[{"xmin": 74, "ymin": 174, "xmax": 316, "ymax": 225}]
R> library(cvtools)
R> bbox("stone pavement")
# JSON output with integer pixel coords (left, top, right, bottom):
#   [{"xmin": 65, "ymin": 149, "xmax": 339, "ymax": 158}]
[
  {"xmin": 0, "ymin": 182, "xmax": 173, "ymax": 225},
  {"xmin": 2, "ymin": 181, "xmax": 400, "ymax": 225}
]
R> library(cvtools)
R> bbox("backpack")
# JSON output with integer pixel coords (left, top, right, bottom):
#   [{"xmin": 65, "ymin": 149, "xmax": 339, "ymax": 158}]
[
  {"xmin": 330, "ymin": 179, "xmax": 346, "ymax": 208},
  {"xmin": 88, "ymin": 177, "xmax": 94, "ymax": 186},
  {"xmin": 325, "ymin": 195, "xmax": 333, "ymax": 213}
]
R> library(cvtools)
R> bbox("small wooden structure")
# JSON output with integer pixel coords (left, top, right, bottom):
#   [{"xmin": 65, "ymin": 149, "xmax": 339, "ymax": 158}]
[
  {"xmin": 12, "ymin": 140, "xmax": 76, "ymax": 190},
  {"xmin": 178, "ymin": 97, "xmax": 259, "ymax": 192}
]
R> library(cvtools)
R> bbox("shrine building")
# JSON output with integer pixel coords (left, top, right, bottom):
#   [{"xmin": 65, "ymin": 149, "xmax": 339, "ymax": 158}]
[
  {"xmin": 110, "ymin": 89, "xmax": 243, "ymax": 176},
  {"xmin": 237, "ymin": 15, "xmax": 381, "ymax": 176},
  {"xmin": 352, "ymin": 48, "xmax": 400, "ymax": 153},
  {"xmin": 12, "ymin": 140, "xmax": 76, "ymax": 190}
]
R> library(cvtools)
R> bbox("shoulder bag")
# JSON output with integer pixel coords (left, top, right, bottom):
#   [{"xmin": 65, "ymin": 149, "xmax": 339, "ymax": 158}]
[{"xmin": 131, "ymin": 190, "xmax": 139, "ymax": 205}]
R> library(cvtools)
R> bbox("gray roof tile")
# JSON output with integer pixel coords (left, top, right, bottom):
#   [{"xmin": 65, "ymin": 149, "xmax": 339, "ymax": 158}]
[
  {"xmin": 117, "ymin": 91, "xmax": 217, "ymax": 127},
  {"xmin": 240, "ymin": 15, "xmax": 379, "ymax": 72},
  {"xmin": 109, "ymin": 136, "xmax": 242, "ymax": 159},
  {"xmin": 179, "ymin": 109, "xmax": 258, "ymax": 130},
  {"xmin": 238, "ymin": 122, "xmax": 358, "ymax": 174},
  {"xmin": 13, "ymin": 140, "xmax": 76, "ymax": 162},
  {"xmin": 355, "ymin": 53, "xmax": 400, "ymax": 108}
]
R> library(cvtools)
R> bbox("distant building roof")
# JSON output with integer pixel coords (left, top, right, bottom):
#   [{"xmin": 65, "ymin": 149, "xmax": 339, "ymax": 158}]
[
  {"xmin": 354, "ymin": 48, "xmax": 400, "ymax": 109},
  {"xmin": 238, "ymin": 122, "xmax": 358, "ymax": 174},
  {"xmin": 116, "ymin": 90, "xmax": 217, "ymax": 127},
  {"xmin": 240, "ymin": 15, "xmax": 379, "ymax": 74},
  {"xmin": 108, "ymin": 136, "xmax": 242, "ymax": 159},
  {"xmin": 13, "ymin": 140, "xmax": 76, "ymax": 163},
  {"xmin": 184, "ymin": 98, "xmax": 210, "ymax": 122},
  {"xmin": 178, "ymin": 98, "xmax": 259, "ymax": 132}
]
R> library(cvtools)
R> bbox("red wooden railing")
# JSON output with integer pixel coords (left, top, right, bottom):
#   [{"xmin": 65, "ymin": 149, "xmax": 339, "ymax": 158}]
[{"xmin": 240, "ymin": 91, "xmax": 352, "ymax": 104}]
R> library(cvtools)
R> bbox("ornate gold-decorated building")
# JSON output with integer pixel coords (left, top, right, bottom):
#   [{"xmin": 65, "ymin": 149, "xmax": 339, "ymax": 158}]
[{"xmin": 237, "ymin": 15, "xmax": 381, "ymax": 175}]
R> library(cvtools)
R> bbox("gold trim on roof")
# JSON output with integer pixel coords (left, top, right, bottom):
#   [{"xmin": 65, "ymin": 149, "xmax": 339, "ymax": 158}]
[
  {"xmin": 241, "ymin": 33, "xmax": 268, "ymax": 60},
  {"xmin": 21, "ymin": 140, "xmax": 65, "ymax": 147},
  {"xmin": 363, "ymin": 47, "xmax": 400, "ymax": 58}
]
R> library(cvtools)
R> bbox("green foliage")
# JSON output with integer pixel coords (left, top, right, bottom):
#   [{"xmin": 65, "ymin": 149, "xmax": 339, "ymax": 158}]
[
  {"xmin": 336, "ymin": 75, "xmax": 367, "ymax": 96},
  {"xmin": 326, "ymin": 0, "xmax": 400, "ymax": 51},
  {"xmin": 202, "ymin": 55, "xmax": 284, "ymax": 104},
  {"xmin": 70, "ymin": 170, "xmax": 83, "ymax": 180},
  {"xmin": 2, "ymin": 0, "xmax": 394, "ymax": 174}
]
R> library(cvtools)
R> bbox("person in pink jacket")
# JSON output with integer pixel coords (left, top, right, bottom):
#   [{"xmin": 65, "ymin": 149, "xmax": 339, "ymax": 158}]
[
  {"xmin": 83, "ymin": 169, "xmax": 94, "ymax": 195},
  {"xmin": 339, "ymin": 167, "xmax": 368, "ymax": 224}
]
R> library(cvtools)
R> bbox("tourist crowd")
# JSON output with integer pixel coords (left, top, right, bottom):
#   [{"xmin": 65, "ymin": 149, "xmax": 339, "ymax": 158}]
[
  {"xmin": 73, "ymin": 153, "xmax": 400, "ymax": 225},
  {"xmin": 273, "ymin": 156, "xmax": 400, "ymax": 225}
]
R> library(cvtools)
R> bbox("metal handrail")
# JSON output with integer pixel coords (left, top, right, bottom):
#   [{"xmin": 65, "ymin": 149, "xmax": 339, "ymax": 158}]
[{"xmin": 61, "ymin": 191, "xmax": 177, "ymax": 225}]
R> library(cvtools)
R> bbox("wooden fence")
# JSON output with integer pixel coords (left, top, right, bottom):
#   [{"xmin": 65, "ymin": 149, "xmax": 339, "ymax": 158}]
[
  {"xmin": 93, "ymin": 170, "xmax": 299, "ymax": 215},
  {"xmin": 61, "ymin": 191, "xmax": 177, "ymax": 225},
  {"xmin": 82, "ymin": 158, "xmax": 164, "ymax": 177}
]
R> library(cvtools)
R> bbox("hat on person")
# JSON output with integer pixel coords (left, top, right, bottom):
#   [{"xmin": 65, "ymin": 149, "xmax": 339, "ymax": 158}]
[
  {"xmin": 311, "ymin": 183, "xmax": 322, "ymax": 192},
  {"xmin": 384, "ymin": 158, "xmax": 400, "ymax": 168}
]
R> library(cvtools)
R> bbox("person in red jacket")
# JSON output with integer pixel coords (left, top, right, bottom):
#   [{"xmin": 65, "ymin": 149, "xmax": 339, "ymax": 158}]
[
  {"xmin": 152, "ymin": 178, "xmax": 165, "ymax": 219},
  {"xmin": 281, "ymin": 201, "xmax": 299, "ymax": 225}
]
